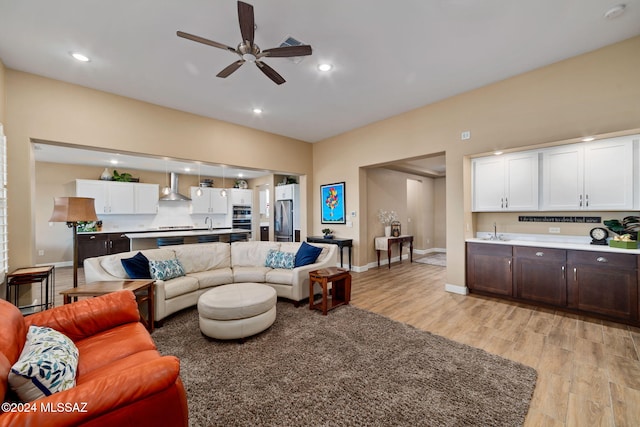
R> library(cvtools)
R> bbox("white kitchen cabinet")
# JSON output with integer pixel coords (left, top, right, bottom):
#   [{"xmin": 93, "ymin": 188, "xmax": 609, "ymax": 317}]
[
  {"xmin": 134, "ymin": 183, "xmax": 159, "ymax": 214},
  {"xmin": 230, "ymin": 188, "xmax": 252, "ymax": 206},
  {"xmin": 275, "ymin": 184, "xmax": 294, "ymax": 201},
  {"xmin": 541, "ymin": 136, "xmax": 633, "ymax": 210},
  {"xmin": 472, "ymin": 152, "xmax": 538, "ymax": 212},
  {"xmin": 190, "ymin": 187, "xmax": 228, "ymax": 214},
  {"xmin": 76, "ymin": 180, "xmax": 135, "ymax": 214},
  {"xmin": 76, "ymin": 180, "xmax": 159, "ymax": 214}
]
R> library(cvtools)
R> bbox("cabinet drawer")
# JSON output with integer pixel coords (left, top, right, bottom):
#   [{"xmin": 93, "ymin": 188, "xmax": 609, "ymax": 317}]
[
  {"xmin": 568, "ymin": 250, "xmax": 637, "ymax": 269},
  {"xmin": 514, "ymin": 246, "xmax": 566, "ymax": 261},
  {"xmin": 467, "ymin": 242, "xmax": 512, "ymax": 257}
]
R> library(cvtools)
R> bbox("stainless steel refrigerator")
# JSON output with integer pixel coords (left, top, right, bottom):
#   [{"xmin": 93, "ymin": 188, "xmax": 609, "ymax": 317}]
[{"xmin": 275, "ymin": 200, "xmax": 293, "ymax": 242}]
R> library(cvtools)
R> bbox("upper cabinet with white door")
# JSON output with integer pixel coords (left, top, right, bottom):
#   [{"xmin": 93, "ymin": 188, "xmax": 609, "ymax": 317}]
[
  {"xmin": 540, "ymin": 136, "xmax": 634, "ymax": 210},
  {"xmin": 76, "ymin": 180, "xmax": 158, "ymax": 214},
  {"xmin": 190, "ymin": 187, "xmax": 228, "ymax": 214},
  {"xmin": 472, "ymin": 151, "xmax": 539, "ymax": 212},
  {"xmin": 230, "ymin": 189, "xmax": 252, "ymax": 206}
]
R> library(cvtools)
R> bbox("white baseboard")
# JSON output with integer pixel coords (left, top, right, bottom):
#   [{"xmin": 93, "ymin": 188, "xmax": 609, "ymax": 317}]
[
  {"xmin": 445, "ymin": 283, "xmax": 469, "ymax": 295},
  {"xmin": 36, "ymin": 261, "xmax": 72, "ymax": 268}
]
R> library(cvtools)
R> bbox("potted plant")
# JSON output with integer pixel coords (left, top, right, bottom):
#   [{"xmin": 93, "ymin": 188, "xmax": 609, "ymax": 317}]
[
  {"xmin": 377, "ymin": 209, "xmax": 398, "ymax": 237},
  {"xmin": 322, "ymin": 228, "xmax": 333, "ymax": 239},
  {"xmin": 112, "ymin": 170, "xmax": 134, "ymax": 182}
]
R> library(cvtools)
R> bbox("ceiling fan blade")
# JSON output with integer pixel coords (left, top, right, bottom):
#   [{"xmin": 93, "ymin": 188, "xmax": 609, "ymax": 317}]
[
  {"xmin": 177, "ymin": 31, "xmax": 236, "ymax": 53},
  {"xmin": 237, "ymin": 1, "xmax": 255, "ymax": 45},
  {"xmin": 260, "ymin": 45, "xmax": 312, "ymax": 58},
  {"xmin": 217, "ymin": 60, "xmax": 245, "ymax": 78},
  {"xmin": 256, "ymin": 61, "xmax": 285, "ymax": 85}
]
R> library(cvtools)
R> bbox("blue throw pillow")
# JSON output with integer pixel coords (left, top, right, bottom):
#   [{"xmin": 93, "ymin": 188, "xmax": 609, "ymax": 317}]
[
  {"xmin": 295, "ymin": 242, "xmax": 323, "ymax": 267},
  {"xmin": 149, "ymin": 258, "xmax": 185, "ymax": 281},
  {"xmin": 121, "ymin": 252, "xmax": 152, "ymax": 279}
]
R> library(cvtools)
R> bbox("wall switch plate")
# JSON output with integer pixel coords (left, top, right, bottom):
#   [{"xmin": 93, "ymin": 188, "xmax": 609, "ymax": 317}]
[
  {"xmin": 351, "ymin": 211, "xmax": 356, "ymax": 217},
  {"xmin": 461, "ymin": 131, "xmax": 471, "ymax": 140},
  {"xmin": 549, "ymin": 227, "xmax": 561, "ymax": 233},
  {"xmin": 38, "ymin": 250, "xmax": 44, "ymax": 256},
  {"xmin": 346, "ymin": 221, "xmax": 353, "ymax": 227}
]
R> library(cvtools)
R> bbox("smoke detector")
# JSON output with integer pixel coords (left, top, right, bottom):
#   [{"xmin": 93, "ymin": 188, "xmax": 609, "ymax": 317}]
[{"xmin": 604, "ymin": 4, "xmax": 626, "ymax": 19}]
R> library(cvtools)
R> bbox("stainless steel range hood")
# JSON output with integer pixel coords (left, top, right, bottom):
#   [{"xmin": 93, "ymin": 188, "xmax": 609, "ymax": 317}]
[{"xmin": 159, "ymin": 172, "xmax": 191, "ymax": 201}]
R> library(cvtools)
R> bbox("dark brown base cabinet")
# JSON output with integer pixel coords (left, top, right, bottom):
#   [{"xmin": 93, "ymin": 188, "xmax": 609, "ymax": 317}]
[
  {"xmin": 466, "ymin": 242, "xmax": 640, "ymax": 325},
  {"xmin": 466, "ymin": 243, "xmax": 513, "ymax": 296},
  {"xmin": 78, "ymin": 233, "xmax": 130, "ymax": 264}
]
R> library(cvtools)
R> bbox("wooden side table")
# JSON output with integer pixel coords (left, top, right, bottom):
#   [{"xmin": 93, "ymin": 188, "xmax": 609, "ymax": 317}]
[
  {"xmin": 60, "ymin": 280, "xmax": 155, "ymax": 332},
  {"xmin": 6, "ymin": 266, "xmax": 55, "ymax": 315},
  {"xmin": 306, "ymin": 236, "xmax": 353, "ymax": 270},
  {"xmin": 309, "ymin": 267, "xmax": 351, "ymax": 315},
  {"xmin": 375, "ymin": 235, "xmax": 414, "ymax": 269}
]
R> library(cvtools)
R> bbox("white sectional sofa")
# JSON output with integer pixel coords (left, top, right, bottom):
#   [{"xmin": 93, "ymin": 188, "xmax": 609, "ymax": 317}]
[{"xmin": 83, "ymin": 241, "xmax": 338, "ymax": 322}]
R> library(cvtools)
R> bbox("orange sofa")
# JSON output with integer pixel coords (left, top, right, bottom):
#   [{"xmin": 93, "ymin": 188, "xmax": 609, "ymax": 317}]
[{"xmin": 0, "ymin": 290, "xmax": 188, "ymax": 426}]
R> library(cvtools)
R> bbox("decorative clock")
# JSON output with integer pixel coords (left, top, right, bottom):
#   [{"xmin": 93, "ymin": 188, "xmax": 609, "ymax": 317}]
[{"xmin": 589, "ymin": 227, "xmax": 608, "ymax": 245}]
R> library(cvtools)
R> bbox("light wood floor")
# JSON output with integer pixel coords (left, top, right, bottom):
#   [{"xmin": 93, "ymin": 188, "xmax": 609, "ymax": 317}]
[{"xmin": 53, "ymin": 256, "xmax": 640, "ymax": 426}]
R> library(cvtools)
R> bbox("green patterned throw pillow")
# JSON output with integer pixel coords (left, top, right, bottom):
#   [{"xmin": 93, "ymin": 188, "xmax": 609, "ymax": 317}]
[
  {"xmin": 264, "ymin": 249, "xmax": 296, "ymax": 269},
  {"xmin": 9, "ymin": 325, "xmax": 79, "ymax": 402},
  {"xmin": 149, "ymin": 258, "xmax": 186, "ymax": 280}
]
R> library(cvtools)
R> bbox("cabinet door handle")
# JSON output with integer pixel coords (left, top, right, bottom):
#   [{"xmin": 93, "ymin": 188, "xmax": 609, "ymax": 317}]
[
  {"xmin": 585, "ymin": 194, "xmax": 589, "ymax": 207},
  {"xmin": 579, "ymin": 194, "xmax": 583, "ymax": 207},
  {"xmin": 505, "ymin": 197, "xmax": 508, "ymax": 208},
  {"xmin": 120, "ymin": 234, "xmax": 126, "ymax": 238},
  {"xmin": 90, "ymin": 235, "xmax": 96, "ymax": 240},
  {"xmin": 536, "ymin": 251, "xmax": 544, "ymax": 257},
  {"xmin": 596, "ymin": 256, "xmax": 608, "ymax": 263},
  {"xmin": 109, "ymin": 241, "xmax": 113, "ymax": 249},
  {"xmin": 573, "ymin": 267, "xmax": 577, "ymax": 281},
  {"xmin": 561, "ymin": 265, "xmax": 565, "ymax": 279},
  {"xmin": 508, "ymin": 259, "xmax": 512, "ymax": 272}
]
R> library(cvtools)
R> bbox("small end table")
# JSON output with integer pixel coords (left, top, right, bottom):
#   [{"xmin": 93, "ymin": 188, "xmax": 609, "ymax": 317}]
[
  {"xmin": 309, "ymin": 267, "xmax": 351, "ymax": 315},
  {"xmin": 6, "ymin": 266, "xmax": 55, "ymax": 315},
  {"xmin": 60, "ymin": 280, "xmax": 155, "ymax": 332}
]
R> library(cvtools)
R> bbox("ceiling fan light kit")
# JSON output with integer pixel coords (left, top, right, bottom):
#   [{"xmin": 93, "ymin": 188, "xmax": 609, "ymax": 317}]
[{"xmin": 177, "ymin": 1, "xmax": 312, "ymax": 85}]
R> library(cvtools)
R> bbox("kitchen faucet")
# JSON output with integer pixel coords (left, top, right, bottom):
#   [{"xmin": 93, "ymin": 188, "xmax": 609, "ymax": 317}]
[
  {"xmin": 490, "ymin": 222, "xmax": 498, "ymax": 240},
  {"xmin": 205, "ymin": 217, "xmax": 212, "ymax": 231}
]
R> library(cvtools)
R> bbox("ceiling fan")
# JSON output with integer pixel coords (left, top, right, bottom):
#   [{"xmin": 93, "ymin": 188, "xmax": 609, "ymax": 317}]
[{"xmin": 177, "ymin": 1, "xmax": 312, "ymax": 85}]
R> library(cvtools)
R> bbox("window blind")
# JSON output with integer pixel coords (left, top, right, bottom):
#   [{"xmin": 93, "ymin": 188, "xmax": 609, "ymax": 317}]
[{"xmin": 0, "ymin": 124, "xmax": 7, "ymax": 280}]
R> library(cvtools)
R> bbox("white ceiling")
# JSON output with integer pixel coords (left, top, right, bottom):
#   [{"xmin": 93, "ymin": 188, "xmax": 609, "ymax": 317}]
[{"xmin": 3, "ymin": 1, "xmax": 640, "ymax": 178}]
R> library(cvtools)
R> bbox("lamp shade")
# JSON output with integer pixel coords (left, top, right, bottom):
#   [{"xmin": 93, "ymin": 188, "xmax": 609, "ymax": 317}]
[{"xmin": 49, "ymin": 197, "xmax": 98, "ymax": 223}]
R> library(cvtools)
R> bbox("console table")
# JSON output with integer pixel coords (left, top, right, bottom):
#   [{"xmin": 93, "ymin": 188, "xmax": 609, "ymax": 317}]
[
  {"xmin": 306, "ymin": 236, "xmax": 353, "ymax": 270},
  {"xmin": 375, "ymin": 235, "xmax": 414, "ymax": 269}
]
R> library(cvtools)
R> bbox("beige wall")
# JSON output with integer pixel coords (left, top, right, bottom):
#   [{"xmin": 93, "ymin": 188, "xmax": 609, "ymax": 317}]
[
  {"xmin": 433, "ymin": 178, "xmax": 446, "ymax": 248},
  {"xmin": 313, "ymin": 36, "xmax": 640, "ymax": 288},
  {"xmin": 6, "ymin": 71, "xmax": 313, "ymax": 270}
]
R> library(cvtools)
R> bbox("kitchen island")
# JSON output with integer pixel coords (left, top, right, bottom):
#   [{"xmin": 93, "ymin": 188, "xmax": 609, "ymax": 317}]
[{"xmin": 126, "ymin": 228, "xmax": 252, "ymax": 250}]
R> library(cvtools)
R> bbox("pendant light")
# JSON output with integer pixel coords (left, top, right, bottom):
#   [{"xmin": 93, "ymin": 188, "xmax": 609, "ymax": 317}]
[
  {"xmin": 162, "ymin": 160, "xmax": 171, "ymax": 196},
  {"xmin": 220, "ymin": 166, "xmax": 227, "ymax": 198},
  {"xmin": 195, "ymin": 163, "xmax": 203, "ymax": 197}
]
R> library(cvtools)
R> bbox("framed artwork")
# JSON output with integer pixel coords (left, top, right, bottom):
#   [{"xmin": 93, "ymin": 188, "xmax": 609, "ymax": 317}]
[{"xmin": 321, "ymin": 182, "xmax": 346, "ymax": 224}]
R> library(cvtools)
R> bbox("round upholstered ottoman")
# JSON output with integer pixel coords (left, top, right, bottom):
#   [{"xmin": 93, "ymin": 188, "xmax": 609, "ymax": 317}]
[{"xmin": 197, "ymin": 283, "xmax": 277, "ymax": 340}]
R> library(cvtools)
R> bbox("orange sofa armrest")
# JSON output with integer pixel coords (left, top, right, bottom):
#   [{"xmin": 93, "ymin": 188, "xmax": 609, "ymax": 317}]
[
  {"xmin": 25, "ymin": 291, "xmax": 140, "ymax": 341},
  {"xmin": 0, "ymin": 356, "xmax": 181, "ymax": 427}
]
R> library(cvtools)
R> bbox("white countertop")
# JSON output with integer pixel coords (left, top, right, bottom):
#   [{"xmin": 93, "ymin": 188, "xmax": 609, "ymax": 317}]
[
  {"xmin": 466, "ymin": 234, "xmax": 640, "ymax": 255},
  {"xmin": 125, "ymin": 228, "xmax": 251, "ymax": 239}
]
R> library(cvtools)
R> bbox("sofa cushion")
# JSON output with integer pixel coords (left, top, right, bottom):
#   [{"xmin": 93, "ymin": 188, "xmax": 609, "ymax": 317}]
[
  {"xmin": 121, "ymin": 252, "xmax": 152, "ymax": 279},
  {"xmin": 173, "ymin": 242, "xmax": 231, "ymax": 274},
  {"xmin": 265, "ymin": 268, "xmax": 294, "ymax": 286},
  {"xmin": 8, "ymin": 326, "xmax": 79, "ymax": 402},
  {"xmin": 188, "ymin": 269, "xmax": 234, "ymax": 290},
  {"xmin": 265, "ymin": 249, "xmax": 295, "ymax": 269},
  {"xmin": 295, "ymin": 242, "xmax": 323, "ymax": 267},
  {"xmin": 233, "ymin": 266, "xmax": 271, "ymax": 283},
  {"xmin": 100, "ymin": 248, "xmax": 176, "ymax": 279},
  {"xmin": 231, "ymin": 242, "xmax": 280, "ymax": 267},
  {"xmin": 149, "ymin": 258, "xmax": 186, "ymax": 281},
  {"xmin": 162, "ymin": 276, "xmax": 200, "ymax": 299}
]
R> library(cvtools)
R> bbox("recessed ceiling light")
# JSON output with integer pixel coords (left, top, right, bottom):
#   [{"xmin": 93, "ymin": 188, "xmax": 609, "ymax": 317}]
[
  {"xmin": 70, "ymin": 52, "xmax": 90, "ymax": 62},
  {"xmin": 493, "ymin": 151, "xmax": 503, "ymax": 156},
  {"xmin": 317, "ymin": 63, "xmax": 333, "ymax": 72},
  {"xmin": 252, "ymin": 108, "xmax": 263, "ymax": 114},
  {"xmin": 581, "ymin": 136, "xmax": 596, "ymax": 142},
  {"xmin": 109, "ymin": 159, "xmax": 119, "ymax": 165},
  {"xmin": 604, "ymin": 4, "xmax": 626, "ymax": 19},
  {"xmin": 184, "ymin": 167, "xmax": 191, "ymax": 172}
]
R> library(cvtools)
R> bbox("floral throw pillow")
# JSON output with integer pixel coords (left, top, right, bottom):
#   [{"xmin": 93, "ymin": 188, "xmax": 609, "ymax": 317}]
[
  {"xmin": 264, "ymin": 249, "xmax": 295, "ymax": 269},
  {"xmin": 149, "ymin": 258, "xmax": 186, "ymax": 280},
  {"xmin": 9, "ymin": 325, "xmax": 79, "ymax": 402}
]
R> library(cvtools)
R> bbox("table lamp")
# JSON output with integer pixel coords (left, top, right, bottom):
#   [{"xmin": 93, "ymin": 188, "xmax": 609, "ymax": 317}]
[{"xmin": 49, "ymin": 197, "xmax": 98, "ymax": 287}]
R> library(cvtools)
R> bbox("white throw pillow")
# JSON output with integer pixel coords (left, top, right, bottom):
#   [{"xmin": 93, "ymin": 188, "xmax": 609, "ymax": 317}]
[{"xmin": 9, "ymin": 326, "xmax": 79, "ymax": 402}]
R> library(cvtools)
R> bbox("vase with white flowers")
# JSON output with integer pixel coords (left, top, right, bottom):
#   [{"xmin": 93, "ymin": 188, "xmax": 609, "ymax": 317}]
[{"xmin": 377, "ymin": 209, "xmax": 398, "ymax": 237}]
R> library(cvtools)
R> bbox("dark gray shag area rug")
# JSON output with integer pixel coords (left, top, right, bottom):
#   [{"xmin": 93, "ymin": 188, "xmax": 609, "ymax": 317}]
[{"xmin": 153, "ymin": 302, "xmax": 536, "ymax": 427}]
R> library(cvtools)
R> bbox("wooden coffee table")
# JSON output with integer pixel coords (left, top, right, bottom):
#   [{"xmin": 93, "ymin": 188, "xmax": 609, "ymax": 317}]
[
  {"xmin": 60, "ymin": 280, "xmax": 155, "ymax": 332},
  {"xmin": 309, "ymin": 267, "xmax": 351, "ymax": 315}
]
